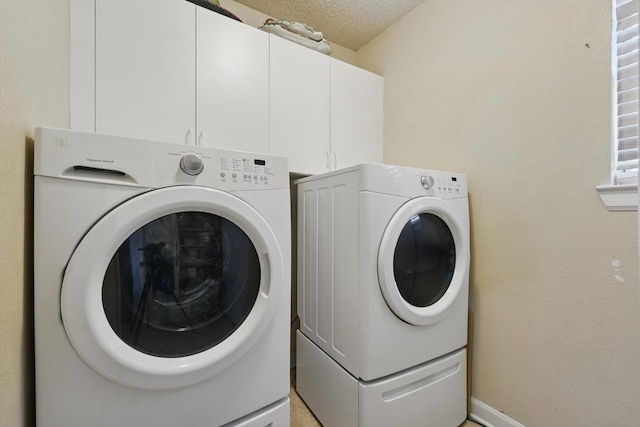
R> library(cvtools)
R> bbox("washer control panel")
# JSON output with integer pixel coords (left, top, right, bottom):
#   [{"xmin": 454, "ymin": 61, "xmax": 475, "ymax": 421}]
[
  {"xmin": 157, "ymin": 143, "xmax": 289, "ymax": 190},
  {"xmin": 33, "ymin": 127, "xmax": 289, "ymax": 190},
  {"xmin": 218, "ymin": 156, "xmax": 276, "ymax": 186}
]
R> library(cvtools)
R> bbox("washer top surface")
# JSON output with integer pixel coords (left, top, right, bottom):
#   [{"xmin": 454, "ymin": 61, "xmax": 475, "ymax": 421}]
[
  {"xmin": 34, "ymin": 127, "xmax": 289, "ymax": 191},
  {"xmin": 297, "ymin": 163, "xmax": 466, "ymax": 199}
]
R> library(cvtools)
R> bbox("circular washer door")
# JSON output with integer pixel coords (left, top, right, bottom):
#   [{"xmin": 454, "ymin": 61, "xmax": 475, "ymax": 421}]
[
  {"xmin": 378, "ymin": 197, "xmax": 468, "ymax": 326},
  {"xmin": 61, "ymin": 186, "xmax": 284, "ymax": 390}
]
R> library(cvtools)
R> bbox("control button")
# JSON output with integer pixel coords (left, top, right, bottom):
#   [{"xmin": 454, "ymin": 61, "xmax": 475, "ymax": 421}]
[
  {"xmin": 420, "ymin": 175, "xmax": 434, "ymax": 190},
  {"xmin": 180, "ymin": 153, "xmax": 204, "ymax": 176}
]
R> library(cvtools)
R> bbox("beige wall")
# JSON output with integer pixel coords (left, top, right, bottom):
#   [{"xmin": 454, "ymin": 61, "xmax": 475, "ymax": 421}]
[
  {"xmin": 0, "ymin": 1, "xmax": 70, "ymax": 426},
  {"xmin": 357, "ymin": 0, "xmax": 639, "ymax": 425}
]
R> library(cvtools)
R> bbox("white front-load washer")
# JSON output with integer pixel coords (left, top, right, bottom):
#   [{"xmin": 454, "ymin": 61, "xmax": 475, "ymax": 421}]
[
  {"xmin": 295, "ymin": 163, "xmax": 469, "ymax": 427},
  {"xmin": 34, "ymin": 127, "xmax": 291, "ymax": 427}
]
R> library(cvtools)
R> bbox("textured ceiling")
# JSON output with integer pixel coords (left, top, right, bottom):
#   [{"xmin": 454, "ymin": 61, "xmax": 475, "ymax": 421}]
[{"xmin": 232, "ymin": 0, "xmax": 427, "ymax": 51}]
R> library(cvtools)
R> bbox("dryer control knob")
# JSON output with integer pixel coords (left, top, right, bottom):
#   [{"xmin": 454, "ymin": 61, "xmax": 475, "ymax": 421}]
[
  {"xmin": 420, "ymin": 175, "xmax": 434, "ymax": 189},
  {"xmin": 180, "ymin": 153, "xmax": 204, "ymax": 176}
]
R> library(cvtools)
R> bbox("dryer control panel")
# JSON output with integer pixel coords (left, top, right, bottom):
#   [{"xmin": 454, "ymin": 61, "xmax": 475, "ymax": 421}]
[
  {"xmin": 348, "ymin": 163, "xmax": 467, "ymax": 199},
  {"xmin": 419, "ymin": 173, "xmax": 465, "ymax": 198}
]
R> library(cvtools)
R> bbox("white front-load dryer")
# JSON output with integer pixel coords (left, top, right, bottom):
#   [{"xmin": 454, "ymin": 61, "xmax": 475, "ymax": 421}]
[
  {"xmin": 295, "ymin": 163, "xmax": 469, "ymax": 427},
  {"xmin": 34, "ymin": 127, "xmax": 291, "ymax": 427}
]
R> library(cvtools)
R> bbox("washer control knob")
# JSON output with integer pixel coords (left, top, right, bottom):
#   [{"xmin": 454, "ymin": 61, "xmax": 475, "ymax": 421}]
[
  {"xmin": 420, "ymin": 175, "xmax": 435, "ymax": 189},
  {"xmin": 180, "ymin": 153, "xmax": 204, "ymax": 176}
]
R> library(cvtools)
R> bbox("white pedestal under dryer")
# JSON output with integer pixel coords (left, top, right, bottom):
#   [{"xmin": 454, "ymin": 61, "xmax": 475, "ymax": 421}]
[
  {"xmin": 34, "ymin": 127, "xmax": 291, "ymax": 427},
  {"xmin": 295, "ymin": 163, "xmax": 470, "ymax": 427}
]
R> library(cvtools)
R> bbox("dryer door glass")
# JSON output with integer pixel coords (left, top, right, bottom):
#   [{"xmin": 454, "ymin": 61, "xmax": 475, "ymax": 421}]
[
  {"xmin": 393, "ymin": 213, "xmax": 456, "ymax": 307},
  {"xmin": 102, "ymin": 211, "xmax": 260, "ymax": 358}
]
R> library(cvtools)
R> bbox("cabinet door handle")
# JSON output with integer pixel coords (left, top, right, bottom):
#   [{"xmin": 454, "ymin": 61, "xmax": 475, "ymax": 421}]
[
  {"xmin": 186, "ymin": 129, "xmax": 192, "ymax": 145},
  {"xmin": 198, "ymin": 131, "xmax": 205, "ymax": 147},
  {"xmin": 332, "ymin": 152, "xmax": 337, "ymax": 170},
  {"xmin": 326, "ymin": 151, "xmax": 330, "ymax": 169}
]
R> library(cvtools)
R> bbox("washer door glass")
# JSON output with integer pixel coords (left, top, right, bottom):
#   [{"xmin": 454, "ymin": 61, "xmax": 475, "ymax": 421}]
[
  {"xmin": 393, "ymin": 213, "xmax": 455, "ymax": 307},
  {"xmin": 378, "ymin": 197, "xmax": 468, "ymax": 326},
  {"xmin": 102, "ymin": 211, "xmax": 260, "ymax": 358},
  {"xmin": 61, "ymin": 186, "xmax": 284, "ymax": 390}
]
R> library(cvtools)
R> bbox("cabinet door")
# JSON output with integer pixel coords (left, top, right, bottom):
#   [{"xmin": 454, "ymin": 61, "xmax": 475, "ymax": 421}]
[
  {"xmin": 197, "ymin": 9, "xmax": 269, "ymax": 154},
  {"xmin": 269, "ymin": 36, "xmax": 331, "ymax": 175},
  {"xmin": 330, "ymin": 60, "xmax": 383, "ymax": 169},
  {"xmin": 95, "ymin": 0, "xmax": 196, "ymax": 144}
]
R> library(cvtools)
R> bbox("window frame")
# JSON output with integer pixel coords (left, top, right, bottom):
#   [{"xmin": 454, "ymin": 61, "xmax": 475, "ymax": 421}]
[{"xmin": 598, "ymin": 0, "xmax": 639, "ymax": 211}]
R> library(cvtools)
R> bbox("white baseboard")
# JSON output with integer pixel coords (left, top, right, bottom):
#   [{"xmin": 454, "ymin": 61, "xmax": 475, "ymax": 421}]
[{"xmin": 469, "ymin": 397, "xmax": 526, "ymax": 427}]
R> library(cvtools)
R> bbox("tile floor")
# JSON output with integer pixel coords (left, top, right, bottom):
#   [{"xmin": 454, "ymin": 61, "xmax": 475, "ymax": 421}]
[{"xmin": 289, "ymin": 385, "xmax": 322, "ymax": 427}]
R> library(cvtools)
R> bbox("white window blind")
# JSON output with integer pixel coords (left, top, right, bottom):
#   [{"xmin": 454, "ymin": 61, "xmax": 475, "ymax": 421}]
[{"xmin": 613, "ymin": 0, "xmax": 639, "ymax": 185}]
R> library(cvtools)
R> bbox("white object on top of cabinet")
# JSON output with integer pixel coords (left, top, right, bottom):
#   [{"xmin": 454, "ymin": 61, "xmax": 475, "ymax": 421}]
[{"xmin": 72, "ymin": 0, "xmax": 269, "ymax": 154}]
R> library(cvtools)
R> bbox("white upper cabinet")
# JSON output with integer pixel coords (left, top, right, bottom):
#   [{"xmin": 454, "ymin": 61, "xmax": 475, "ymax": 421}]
[
  {"xmin": 196, "ymin": 10, "xmax": 269, "ymax": 153},
  {"xmin": 95, "ymin": 0, "xmax": 196, "ymax": 145},
  {"xmin": 330, "ymin": 60, "xmax": 383, "ymax": 171},
  {"xmin": 269, "ymin": 36, "xmax": 383, "ymax": 174},
  {"xmin": 269, "ymin": 35, "xmax": 331, "ymax": 175},
  {"xmin": 91, "ymin": 0, "xmax": 269, "ymax": 153},
  {"xmin": 71, "ymin": 0, "xmax": 382, "ymax": 165}
]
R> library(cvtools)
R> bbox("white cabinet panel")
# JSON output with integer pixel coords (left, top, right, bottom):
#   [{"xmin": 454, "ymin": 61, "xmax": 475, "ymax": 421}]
[
  {"xmin": 269, "ymin": 37, "xmax": 383, "ymax": 175},
  {"xmin": 95, "ymin": 0, "xmax": 196, "ymax": 144},
  {"xmin": 330, "ymin": 59, "xmax": 383, "ymax": 170},
  {"xmin": 197, "ymin": 10, "xmax": 269, "ymax": 153},
  {"xmin": 269, "ymin": 36, "xmax": 330, "ymax": 175},
  {"xmin": 75, "ymin": 1, "xmax": 382, "ymax": 162}
]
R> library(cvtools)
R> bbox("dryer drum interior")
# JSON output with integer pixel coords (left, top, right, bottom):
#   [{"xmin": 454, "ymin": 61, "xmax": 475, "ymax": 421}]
[{"xmin": 392, "ymin": 212, "xmax": 456, "ymax": 308}]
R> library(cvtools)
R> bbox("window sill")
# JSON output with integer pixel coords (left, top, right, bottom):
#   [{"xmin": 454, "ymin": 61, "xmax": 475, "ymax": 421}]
[{"xmin": 596, "ymin": 184, "xmax": 638, "ymax": 211}]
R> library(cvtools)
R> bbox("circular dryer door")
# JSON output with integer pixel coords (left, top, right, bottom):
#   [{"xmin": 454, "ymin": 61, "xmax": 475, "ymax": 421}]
[
  {"xmin": 61, "ymin": 186, "xmax": 284, "ymax": 390},
  {"xmin": 378, "ymin": 197, "xmax": 468, "ymax": 326}
]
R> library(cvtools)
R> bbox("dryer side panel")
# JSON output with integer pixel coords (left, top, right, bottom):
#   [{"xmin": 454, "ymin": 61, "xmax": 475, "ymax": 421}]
[{"xmin": 297, "ymin": 170, "xmax": 360, "ymax": 375}]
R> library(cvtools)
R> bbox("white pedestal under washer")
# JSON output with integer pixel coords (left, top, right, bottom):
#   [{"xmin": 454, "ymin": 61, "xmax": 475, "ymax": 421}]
[
  {"xmin": 295, "ymin": 163, "xmax": 470, "ymax": 427},
  {"xmin": 34, "ymin": 127, "xmax": 291, "ymax": 427}
]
